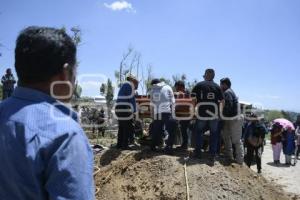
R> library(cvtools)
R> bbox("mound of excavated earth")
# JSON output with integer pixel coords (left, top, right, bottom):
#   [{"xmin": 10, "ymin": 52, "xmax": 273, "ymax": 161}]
[{"xmin": 94, "ymin": 149, "xmax": 299, "ymax": 200}]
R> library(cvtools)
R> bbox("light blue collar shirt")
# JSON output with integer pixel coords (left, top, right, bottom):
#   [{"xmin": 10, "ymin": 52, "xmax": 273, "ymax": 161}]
[{"xmin": 0, "ymin": 87, "xmax": 95, "ymax": 200}]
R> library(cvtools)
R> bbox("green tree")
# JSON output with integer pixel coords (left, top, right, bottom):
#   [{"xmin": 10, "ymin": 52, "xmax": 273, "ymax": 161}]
[
  {"xmin": 264, "ymin": 110, "xmax": 284, "ymax": 122},
  {"xmin": 281, "ymin": 110, "xmax": 293, "ymax": 122},
  {"xmin": 70, "ymin": 27, "xmax": 81, "ymax": 46},
  {"xmin": 105, "ymin": 79, "xmax": 114, "ymax": 118},
  {"xmin": 74, "ymin": 83, "xmax": 82, "ymax": 99}
]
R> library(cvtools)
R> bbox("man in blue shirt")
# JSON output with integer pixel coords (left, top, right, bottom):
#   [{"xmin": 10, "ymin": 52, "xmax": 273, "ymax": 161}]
[
  {"xmin": 0, "ymin": 26, "xmax": 95, "ymax": 200},
  {"xmin": 115, "ymin": 74, "xmax": 138, "ymax": 150}
]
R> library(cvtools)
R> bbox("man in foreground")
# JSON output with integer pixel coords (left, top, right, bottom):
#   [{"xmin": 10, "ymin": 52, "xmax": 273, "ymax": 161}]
[
  {"xmin": 115, "ymin": 74, "xmax": 139, "ymax": 150},
  {"xmin": 0, "ymin": 26, "xmax": 95, "ymax": 200}
]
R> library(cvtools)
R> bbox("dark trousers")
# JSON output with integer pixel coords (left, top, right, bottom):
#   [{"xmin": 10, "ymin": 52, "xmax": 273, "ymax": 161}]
[
  {"xmin": 3, "ymin": 90, "xmax": 13, "ymax": 100},
  {"xmin": 179, "ymin": 120, "xmax": 190, "ymax": 147},
  {"xmin": 195, "ymin": 119, "xmax": 220, "ymax": 156},
  {"xmin": 245, "ymin": 144, "xmax": 262, "ymax": 170},
  {"xmin": 117, "ymin": 119, "xmax": 134, "ymax": 148},
  {"xmin": 152, "ymin": 113, "xmax": 176, "ymax": 148}
]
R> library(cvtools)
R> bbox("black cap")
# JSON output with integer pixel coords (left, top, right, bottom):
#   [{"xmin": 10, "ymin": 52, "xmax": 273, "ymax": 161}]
[
  {"xmin": 220, "ymin": 77, "xmax": 231, "ymax": 88},
  {"xmin": 151, "ymin": 78, "xmax": 161, "ymax": 85}
]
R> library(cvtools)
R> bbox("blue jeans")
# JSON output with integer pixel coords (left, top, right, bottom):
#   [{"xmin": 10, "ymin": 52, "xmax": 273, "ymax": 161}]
[
  {"xmin": 195, "ymin": 119, "xmax": 220, "ymax": 156},
  {"xmin": 152, "ymin": 113, "xmax": 176, "ymax": 148}
]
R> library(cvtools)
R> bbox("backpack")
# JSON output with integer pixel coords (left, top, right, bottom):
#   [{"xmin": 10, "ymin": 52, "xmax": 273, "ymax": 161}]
[{"xmin": 247, "ymin": 124, "xmax": 266, "ymax": 147}]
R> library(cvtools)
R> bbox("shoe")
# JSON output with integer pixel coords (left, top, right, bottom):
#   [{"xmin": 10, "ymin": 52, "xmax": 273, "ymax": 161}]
[
  {"xmin": 209, "ymin": 155, "xmax": 216, "ymax": 166},
  {"xmin": 121, "ymin": 146, "xmax": 134, "ymax": 151},
  {"xmin": 236, "ymin": 160, "xmax": 244, "ymax": 165},
  {"xmin": 191, "ymin": 151, "xmax": 202, "ymax": 159},
  {"xmin": 258, "ymin": 169, "xmax": 262, "ymax": 174},
  {"xmin": 177, "ymin": 145, "xmax": 188, "ymax": 151},
  {"xmin": 150, "ymin": 146, "xmax": 158, "ymax": 152},
  {"xmin": 164, "ymin": 146, "xmax": 174, "ymax": 155}
]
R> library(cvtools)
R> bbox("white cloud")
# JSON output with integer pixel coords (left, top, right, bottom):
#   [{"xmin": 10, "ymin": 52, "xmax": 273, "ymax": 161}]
[{"xmin": 104, "ymin": 1, "xmax": 136, "ymax": 13}]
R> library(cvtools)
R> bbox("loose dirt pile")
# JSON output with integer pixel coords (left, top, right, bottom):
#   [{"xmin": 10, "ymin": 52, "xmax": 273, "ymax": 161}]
[{"xmin": 94, "ymin": 149, "xmax": 299, "ymax": 200}]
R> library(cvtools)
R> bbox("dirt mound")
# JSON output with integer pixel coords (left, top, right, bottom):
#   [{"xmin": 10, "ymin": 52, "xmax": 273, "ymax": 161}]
[{"xmin": 94, "ymin": 149, "xmax": 299, "ymax": 200}]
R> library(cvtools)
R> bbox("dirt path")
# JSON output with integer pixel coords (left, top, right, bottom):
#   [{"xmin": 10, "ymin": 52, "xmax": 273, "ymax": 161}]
[{"xmin": 251, "ymin": 141, "xmax": 300, "ymax": 196}]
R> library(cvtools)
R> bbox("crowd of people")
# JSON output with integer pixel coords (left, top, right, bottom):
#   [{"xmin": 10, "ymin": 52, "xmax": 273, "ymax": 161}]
[
  {"xmin": 0, "ymin": 26, "xmax": 299, "ymax": 199},
  {"xmin": 271, "ymin": 116, "xmax": 300, "ymax": 166},
  {"xmin": 115, "ymin": 69, "xmax": 299, "ymax": 173},
  {"xmin": 116, "ymin": 69, "xmax": 274, "ymax": 170}
]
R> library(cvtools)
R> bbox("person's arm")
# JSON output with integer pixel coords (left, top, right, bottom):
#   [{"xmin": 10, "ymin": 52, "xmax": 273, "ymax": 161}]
[
  {"xmin": 261, "ymin": 124, "xmax": 268, "ymax": 139},
  {"xmin": 45, "ymin": 130, "xmax": 95, "ymax": 200},
  {"xmin": 296, "ymin": 126, "xmax": 300, "ymax": 136},
  {"xmin": 1, "ymin": 76, "xmax": 5, "ymax": 84},
  {"xmin": 243, "ymin": 124, "xmax": 251, "ymax": 140},
  {"xmin": 12, "ymin": 75, "xmax": 16, "ymax": 84},
  {"xmin": 218, "ymin": 88, "xmax": 225, "ymax": 116},
  {"xmin": 168, "ymin": 87, "xmax": 175, "ymax": 105},
  {"xmin": 127, "ymin": 83, "xmax": 137, "ymax": 113}
]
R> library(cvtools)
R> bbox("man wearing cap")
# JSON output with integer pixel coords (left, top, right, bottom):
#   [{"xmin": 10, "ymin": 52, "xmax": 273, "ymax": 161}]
[
  {"xmin": 192, "ymin": 69, "xmax": 224, "ymax": 164},
  {"xmin": 1, "ymin": 68, "xmax": 16, "ymax": 99},
  {"xmin": 115, "ymin": 74, "xmax": 139, "ymax": 150},
  {"xmin": 220, "ymin": 77, "xmax": 244, "ymax": 164}
]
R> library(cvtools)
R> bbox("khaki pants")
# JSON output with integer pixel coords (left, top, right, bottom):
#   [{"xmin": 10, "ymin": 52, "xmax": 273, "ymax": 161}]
[{"xmin": 222, "ymin": 119, "xmax": 244, "ymax": 164}]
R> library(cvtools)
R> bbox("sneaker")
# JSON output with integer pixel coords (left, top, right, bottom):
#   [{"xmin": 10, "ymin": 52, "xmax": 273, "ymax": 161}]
[{"xmin": 258, "ymin": 169, "xmax": 262, "ymax": 174}]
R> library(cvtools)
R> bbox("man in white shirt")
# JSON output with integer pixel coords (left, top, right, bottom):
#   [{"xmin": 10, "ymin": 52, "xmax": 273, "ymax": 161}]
[{"xmin": 150, "ymin": 79, "xmax": 176, "ymax": 154}]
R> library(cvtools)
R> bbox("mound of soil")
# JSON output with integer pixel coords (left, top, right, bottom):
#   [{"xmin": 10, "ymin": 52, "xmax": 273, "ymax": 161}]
[{"xmin": 94, "ymin": 149, "xmax": 299, "ymax": 200}]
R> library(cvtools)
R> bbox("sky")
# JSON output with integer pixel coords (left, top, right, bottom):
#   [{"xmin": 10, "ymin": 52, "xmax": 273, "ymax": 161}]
[{"xmin": 0, "ymin": 0, "xmax": 299, "ymax": 111}]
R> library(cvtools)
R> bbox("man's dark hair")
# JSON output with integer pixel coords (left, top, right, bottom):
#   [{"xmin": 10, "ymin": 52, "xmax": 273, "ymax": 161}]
[
  {"xmin": 174, "ymin": 80, "xmax": 185, "ymax": 89},
  {"xmin": 204, "ymin": 68, "xmax": 215, "ymax": 80},
  {"xmin": 15, "ymin": 26, "xmax": 76, "ymax": 84},
  {"xmin": 151, "ymin": 78, "xmax": 161, "ymax": 85},
  {"xmin": 220, "ymin": 77, "xmax": 231, "ymax": 88},
  {"xmin": 6, "ymin": 68, "xmax": 12, "ymax": 73}
]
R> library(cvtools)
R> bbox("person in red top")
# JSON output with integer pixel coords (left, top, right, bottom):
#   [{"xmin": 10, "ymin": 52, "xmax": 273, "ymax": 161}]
[{"xmin": 271, "ymin": 122, "xmax": 283, "ymax": 165}]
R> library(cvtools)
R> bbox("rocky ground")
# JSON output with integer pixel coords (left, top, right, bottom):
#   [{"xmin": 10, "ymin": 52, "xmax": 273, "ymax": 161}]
[{"xmin": 94, "ymin": 148, "xmax": 300, "ymax": 200}]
